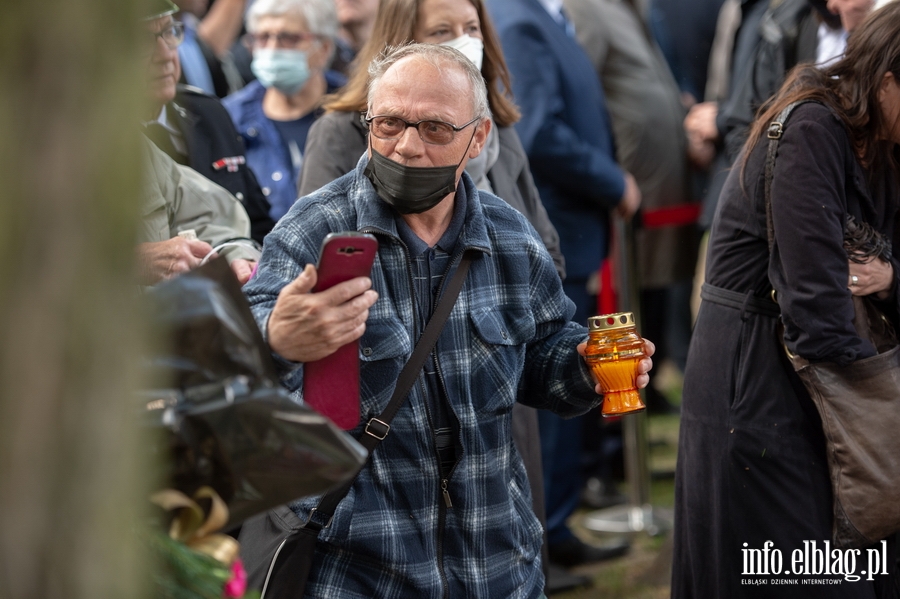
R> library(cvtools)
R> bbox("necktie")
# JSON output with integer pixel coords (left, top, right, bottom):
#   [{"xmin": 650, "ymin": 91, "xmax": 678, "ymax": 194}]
[{"xmin": 558, "ymin": 6, "xmax": 577, "ymax": 38}]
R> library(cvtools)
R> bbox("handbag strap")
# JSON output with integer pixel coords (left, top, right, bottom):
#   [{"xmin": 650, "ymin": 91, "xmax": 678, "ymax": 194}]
[
  {"xmin": 305, "ymin": 249, "xmax": 474, "ymax": 529},
  {"xmin": 764, "ymin": 100, "xmax": 811, "ymax": 253},
  {"xmin": 763, "ymin": 101, "xmax": 812, "ymax": 368}
]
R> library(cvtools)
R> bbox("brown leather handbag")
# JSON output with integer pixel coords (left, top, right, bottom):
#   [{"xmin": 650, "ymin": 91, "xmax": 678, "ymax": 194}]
[
  {"xmin": 784, "ymin": 297, "xmax": 900, "ymax": 548},
  {"xmin": 765, "ymin": 102, "xmax": 900, "ymax": 549}
]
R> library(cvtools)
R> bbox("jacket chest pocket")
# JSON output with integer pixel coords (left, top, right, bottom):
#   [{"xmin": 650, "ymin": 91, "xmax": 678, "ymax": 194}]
[
  {"xmin": 468, "ymin": 306, "xmax": 536, "ymax": 415},
  {"xmin": 469, "ymin": 305, "xmax": 535, "ymax": 346},
  {"xmin": 358, "ymin": 318, "xmax": 412, "ymax": 412}
]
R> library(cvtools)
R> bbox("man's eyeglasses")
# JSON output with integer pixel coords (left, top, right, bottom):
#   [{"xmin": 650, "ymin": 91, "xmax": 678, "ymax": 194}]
[
  {"xmin": 364, "ymin": 115, "xmax": 481, "ymax": 146},
  {"xmin": 146, "ymin": 22, "xmax": 185, "ymax": 50},
  {"xmin": 245, "ymin": 31, "xmax": 317, "ymax": 48}
]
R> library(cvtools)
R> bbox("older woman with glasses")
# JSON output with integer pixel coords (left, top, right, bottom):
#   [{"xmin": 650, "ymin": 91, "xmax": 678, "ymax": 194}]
[{"xmin": 223, "ymin": 0, "xmax": 346, "ymax": 222}]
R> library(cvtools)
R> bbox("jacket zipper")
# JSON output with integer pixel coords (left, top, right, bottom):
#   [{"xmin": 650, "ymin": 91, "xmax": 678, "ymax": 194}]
[
  {"xmin": 420, "ymin": 373, "xmax": 451, "ymax": 599},
  {"xmin": 434, "ymin": 345, "xmax": 456, "ymax": 599},
  {"xmin": 437, "ymin": 492, "xmax": 449, "ymax": 599},
  {"xmin": 433, "ymin": 249, "xmax": 473, "ymax": 599},
  {"xmin": 359, "ymin": 232, "xmax": 472, "ymax": 599},
  {"xmin": 432, "ymin": 245, "xmax": 469, "ymax": 484},
  {"xmin": 441, "ymin": 479, "xmax": 453, "ymax": 507}
]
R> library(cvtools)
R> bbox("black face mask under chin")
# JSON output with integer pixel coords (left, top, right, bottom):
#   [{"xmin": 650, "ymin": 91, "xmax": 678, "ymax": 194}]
[{"xmin": 363, "ymin": 131, "xmax": 475, "ymax": 214}]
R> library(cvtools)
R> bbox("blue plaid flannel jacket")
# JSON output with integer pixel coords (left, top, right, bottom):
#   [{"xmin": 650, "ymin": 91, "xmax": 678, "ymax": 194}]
[{"xmin": 243, "ymin": 156, "xmax": 600, "ymax": 598}]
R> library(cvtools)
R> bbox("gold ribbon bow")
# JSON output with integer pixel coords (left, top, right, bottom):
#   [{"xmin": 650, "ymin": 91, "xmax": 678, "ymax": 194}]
[{"xmin": 150, "ymin": 486, "xmax": 240, "ymax": 565}]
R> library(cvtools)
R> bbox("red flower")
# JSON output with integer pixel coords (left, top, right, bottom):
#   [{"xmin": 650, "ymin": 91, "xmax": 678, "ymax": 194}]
[{"xmin": 223, "ymin": 558, "xmax": 248, "ymax": 598}]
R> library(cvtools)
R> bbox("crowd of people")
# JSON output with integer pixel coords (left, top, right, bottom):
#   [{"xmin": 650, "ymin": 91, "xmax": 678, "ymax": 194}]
[{"xmin": 136, "ymin": 0, "xmax": 900, "ymax": 596}]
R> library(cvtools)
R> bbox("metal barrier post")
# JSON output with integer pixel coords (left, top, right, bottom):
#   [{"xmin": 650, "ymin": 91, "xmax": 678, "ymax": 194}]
[{"xmin": 582, "ymin": 216, "xmax": 670, "ymax": 536}]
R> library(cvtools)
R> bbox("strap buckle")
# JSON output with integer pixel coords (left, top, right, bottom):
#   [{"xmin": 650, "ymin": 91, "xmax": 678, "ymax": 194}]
[
  {"xmin": 302, "ymin": 507, "xmax": 333, "ymax": 531},
  {"xmin": 365, "ymin": 417, "xmax": 390, "ymax": 440},
  {"xmin": 767, "ymin": 121, "xmax": 784, "ymax": 139}
]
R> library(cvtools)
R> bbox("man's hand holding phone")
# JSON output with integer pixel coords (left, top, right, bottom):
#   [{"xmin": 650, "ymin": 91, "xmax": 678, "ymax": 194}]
[
  {"xmin": 269, "ymin": 232, "xmax": 378, "ymax": 430},
  {"xmin": 268, "ymin": 263, "xmax": 378, "ymax": 363}
]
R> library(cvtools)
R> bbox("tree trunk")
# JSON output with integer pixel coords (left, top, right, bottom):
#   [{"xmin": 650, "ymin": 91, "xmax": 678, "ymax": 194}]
[{"xmin": 0, "ymin": 2, "xmax": 156, "ymax": 597}]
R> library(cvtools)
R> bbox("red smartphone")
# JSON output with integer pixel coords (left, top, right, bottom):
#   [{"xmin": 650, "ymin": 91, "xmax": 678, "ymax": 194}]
[{"xmin": 303, "ymin": 232, "xmax": 378, "ymax": 430}]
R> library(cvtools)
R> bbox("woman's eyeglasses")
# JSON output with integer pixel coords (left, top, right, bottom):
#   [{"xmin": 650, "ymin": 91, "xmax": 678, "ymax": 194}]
[{"xmin": 244, "ymin": 31, "xmax": 317, "ymax": 48}]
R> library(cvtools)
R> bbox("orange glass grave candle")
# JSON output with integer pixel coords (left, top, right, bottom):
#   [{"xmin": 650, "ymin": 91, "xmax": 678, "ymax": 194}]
[{"xmin": 584, "ymin": 312, "xmax": 646, "ymax": 417}]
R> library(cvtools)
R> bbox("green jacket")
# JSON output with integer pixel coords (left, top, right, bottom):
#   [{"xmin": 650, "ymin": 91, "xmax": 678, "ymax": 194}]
[{"xmin": 139, "ymin": 136, "xmax": 257, "ymax": 263}]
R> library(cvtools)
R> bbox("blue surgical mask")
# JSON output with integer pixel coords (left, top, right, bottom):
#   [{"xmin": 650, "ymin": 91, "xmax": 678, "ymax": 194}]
[
  {"xmin": 440, "ymin": 35, "xmax": 484, "ymax": 72},
  {"xmin": 251, "ymin": 48, "xmax": 311, "ymax": 94}
]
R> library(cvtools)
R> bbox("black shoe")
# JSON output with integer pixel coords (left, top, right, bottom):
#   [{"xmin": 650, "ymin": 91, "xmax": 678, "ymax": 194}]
[
  {"xmin": 544, "ymin": 564, "xmax": 592, "ymax": 595},
  {"xmin": 548, "ymin": 536, "xmax": 630, "ymax": 567}
]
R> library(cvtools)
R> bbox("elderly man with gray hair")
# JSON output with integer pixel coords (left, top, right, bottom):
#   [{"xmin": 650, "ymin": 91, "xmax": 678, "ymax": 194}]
[
  {"xmin": 239, "ymin": 43, "xmax": 655, "ymax": 598},
  {"xmin": 223, "ymin": 0, "xmax": 346, "ymax": 222}
]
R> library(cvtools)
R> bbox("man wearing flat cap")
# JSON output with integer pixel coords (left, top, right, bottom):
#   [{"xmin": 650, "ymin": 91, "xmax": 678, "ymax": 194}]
[
  {"xmin": 136, "ymin": 0, "xmax": 260, "ymax": 285},
  {"xmin": 141, "ymin": 0, "xmax": 275, "ymax": 244}
]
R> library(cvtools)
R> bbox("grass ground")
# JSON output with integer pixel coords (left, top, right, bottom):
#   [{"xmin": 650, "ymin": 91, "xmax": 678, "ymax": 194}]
[{"xmin": 550, "ymin": 361, "xmax": 683, "ymax": 599}]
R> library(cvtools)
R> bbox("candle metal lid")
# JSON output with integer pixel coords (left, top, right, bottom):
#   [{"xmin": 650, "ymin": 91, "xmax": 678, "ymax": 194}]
[{"xmin": 588, "ymin": 312, "xmax": 635, "ymax": 331}]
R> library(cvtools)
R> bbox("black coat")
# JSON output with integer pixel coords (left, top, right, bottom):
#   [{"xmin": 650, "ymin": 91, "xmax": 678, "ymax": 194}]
[
  {"xmin": 673, "ymin": 102, "xmax": 900, "ymax": 597},
  {"xmin": 162, "ymin": 85, "xmax": 275, "ymax": 243},
  {"xmin": 720, "ymin": 0, "xmax": 820, "ymax": 162}
]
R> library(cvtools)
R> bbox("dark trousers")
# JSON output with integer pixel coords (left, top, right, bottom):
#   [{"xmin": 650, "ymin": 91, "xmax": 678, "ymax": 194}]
[
  {"xmin": 539, "ymin": 277, "xmax": 593, "ymax": 545},
  {"xmin": 539, "ymin": 409, "xmax": 584, "ymax": 545}
]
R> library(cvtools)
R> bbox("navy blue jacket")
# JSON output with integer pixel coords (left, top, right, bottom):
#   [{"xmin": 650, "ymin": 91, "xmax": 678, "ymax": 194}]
[{"xmin": 488, "ymin": 0, "xmax": 625, "ymax": 278}]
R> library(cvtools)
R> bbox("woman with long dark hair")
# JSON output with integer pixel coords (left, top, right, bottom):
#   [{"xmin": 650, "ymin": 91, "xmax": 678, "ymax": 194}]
[{"xmin": 673, "ymin": 3, "xmax": 900, "ymax": 597}]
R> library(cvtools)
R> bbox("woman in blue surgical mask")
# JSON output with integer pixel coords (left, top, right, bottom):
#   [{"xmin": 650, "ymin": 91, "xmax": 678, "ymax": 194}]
[
  {"xmin": 223, "ymin": 0, "xmax": 347, "ymax": 222},
  {"xmin": 297, "ymin": 0, "xmax": 566, "ymax": 578}
]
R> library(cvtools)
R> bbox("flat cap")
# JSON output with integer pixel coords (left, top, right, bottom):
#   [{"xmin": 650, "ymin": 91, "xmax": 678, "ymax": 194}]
[{"xmin": 142, "ymin": 0, "xmax": 179, "ymax": 21}]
